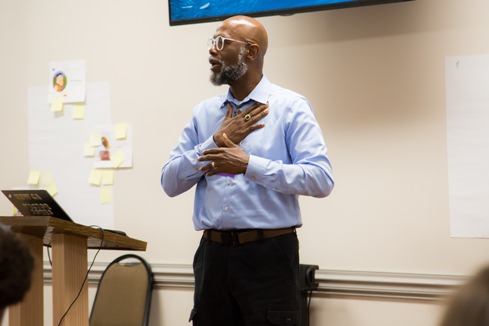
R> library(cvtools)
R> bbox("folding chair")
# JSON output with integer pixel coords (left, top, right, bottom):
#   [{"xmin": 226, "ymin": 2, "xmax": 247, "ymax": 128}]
[{"xmin": 89, "ymin": 254, "xmax": 153, "ymax": 326}]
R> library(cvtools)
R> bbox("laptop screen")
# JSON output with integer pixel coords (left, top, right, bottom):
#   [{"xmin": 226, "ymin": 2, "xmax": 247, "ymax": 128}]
[{"xmin": 1, "ymin": 189, "xmax": 73, "ymax": 222}]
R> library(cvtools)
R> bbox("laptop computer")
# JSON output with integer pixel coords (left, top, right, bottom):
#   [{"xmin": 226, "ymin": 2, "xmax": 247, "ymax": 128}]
[
  {"xmin": 1, "ymin": 189, "xmax": 73, "ymax": 221},
  {"xmin": 1, "ymin": 189, "xmax": 127, "ymax": 235}
]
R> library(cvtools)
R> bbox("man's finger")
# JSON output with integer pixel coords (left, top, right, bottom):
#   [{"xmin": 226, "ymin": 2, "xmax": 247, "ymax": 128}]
[
  {"xmin": 250, "ymin": 103, "xmax": 269, "ymax": 115},
  {"xmin": 225, "ymin": 103, "xmax": 233, "ymax": 119},
  {"xmin": 222, "ymin": 133, "xmax": 237, "ymax": 147},
  {"xmin": 242, "ymin": 102, "xmax": 263, "ymax": 114}
]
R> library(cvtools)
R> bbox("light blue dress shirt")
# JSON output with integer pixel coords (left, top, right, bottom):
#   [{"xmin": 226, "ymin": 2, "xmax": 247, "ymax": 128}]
[{"xmin": 161, "ymin": 76, "xmax": 334, "ymax": 230}]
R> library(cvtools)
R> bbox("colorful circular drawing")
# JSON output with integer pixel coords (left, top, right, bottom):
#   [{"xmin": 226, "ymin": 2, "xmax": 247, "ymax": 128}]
[{"xmin": 53, "ymin": 72, "xmax": 67, "ymax": 92}]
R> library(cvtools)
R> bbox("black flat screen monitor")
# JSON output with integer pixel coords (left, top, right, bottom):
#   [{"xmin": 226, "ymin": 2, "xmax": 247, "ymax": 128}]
[{"xmin": 168, "ymin": 0, "xmax": 413, "ymax": 26}]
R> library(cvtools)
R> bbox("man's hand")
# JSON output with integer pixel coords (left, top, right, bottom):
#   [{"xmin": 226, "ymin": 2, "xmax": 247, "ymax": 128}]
[
  {"xmin": 199, "ymin": 133, "xmax": 249, "ymax": 176},
  {"xmin": 213, "ymin": 102, "xmax": 269, "ymax": 147}
]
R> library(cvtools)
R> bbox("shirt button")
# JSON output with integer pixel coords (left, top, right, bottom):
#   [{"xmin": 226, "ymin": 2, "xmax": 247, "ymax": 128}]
[
  {"xmin": 224, "ymin": 206, "xmax": 229, "ymax": 211},
  {"xmin": 227, "ymin": 180, "xmax": 233, "ymax": 186},
  {"xmin": 250, "ymin": 176, "xmax": 256, "ymax": 181}
]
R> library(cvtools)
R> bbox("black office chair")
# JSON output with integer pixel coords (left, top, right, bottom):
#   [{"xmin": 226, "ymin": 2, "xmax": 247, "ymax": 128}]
[{"xmin": 89, "ymin": 254, "xmax": 154, "ymax": 326}]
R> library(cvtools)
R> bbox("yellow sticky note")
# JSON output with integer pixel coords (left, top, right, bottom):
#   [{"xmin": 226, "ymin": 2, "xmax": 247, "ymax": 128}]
[
  {"xmin": 112, "ymin": 148, "xmax": 125, "ymax": 168},
  {"xmin": 12, "ymin": 206, "xmax": 21, "ymax": 216},
  {"xmin": 84, "ymin": 142, "xmax": 95, "ymax": 157},
  {"xmin": 46, "ymin": 183, "xmax": 58, "ymax": 197},
  {"xmin": 101, "ymin": 170, "xmax": 114, "ymax": 186},
  {"xmin": 27, "ymin": 170, "xmax": 41, "ymax": 185},
  {"xmin": 41, "ymin": 171, "xmax": 58, "ymax": 196},
  {"xmin": 89, "ymin": 169, "xmax": 102, "ymax": 186},
  {"xmin": 89, "ymin": 131, "xmax": 101, "ymax": 147},
  {"xmin": 115, "ymin": 123, "xmax": 127, "ymax": 140},
  {"xmin": 41, "ymin": 171, "xmax": 54, "ymax": 186},
  {"xmin": 51, "ymin": 96, "xmax": 64, "ymax": 112},
  {"xmin": 100, "ymin": 187, "xmax": 112, "ymax": 204},
  {"xmin": 72, "ymin": 104, "xmax": 85, "ymax": 120}
]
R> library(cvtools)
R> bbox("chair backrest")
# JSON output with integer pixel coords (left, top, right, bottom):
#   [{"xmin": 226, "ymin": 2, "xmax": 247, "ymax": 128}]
[{"xmin": 89, "ymin": 254, "xmax": 154, "ymax": 326}]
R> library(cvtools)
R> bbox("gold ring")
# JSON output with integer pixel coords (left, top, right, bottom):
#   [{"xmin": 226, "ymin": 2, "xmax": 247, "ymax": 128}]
[
  {"xmin": 244, "ymin": 114, "xmax": 251, "ymax": 122},
  {"xmin": 211, "ymin": 162, "xmax": 215, "ymax": 168}
]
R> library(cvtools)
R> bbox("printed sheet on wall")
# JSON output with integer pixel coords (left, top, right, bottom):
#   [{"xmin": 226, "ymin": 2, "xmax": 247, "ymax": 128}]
[{"xmin": 446, "ymin": 53, "xmax": 489, "ymax": 238}]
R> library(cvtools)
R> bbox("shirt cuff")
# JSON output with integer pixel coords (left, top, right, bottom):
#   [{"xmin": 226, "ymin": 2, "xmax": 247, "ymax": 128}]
[
  {"xmin": 198, "ymin": 136, "xmax": 218, "ymax": 154},
  {"xmin": 245, "ymin": 155, "xmax": 268, "ymax": 182}
]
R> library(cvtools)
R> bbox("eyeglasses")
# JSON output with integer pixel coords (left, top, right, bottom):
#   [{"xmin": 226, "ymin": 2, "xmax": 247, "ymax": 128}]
[{"xmin": 207, "ymin": 35, "xmax": 249, "ymax": 51}]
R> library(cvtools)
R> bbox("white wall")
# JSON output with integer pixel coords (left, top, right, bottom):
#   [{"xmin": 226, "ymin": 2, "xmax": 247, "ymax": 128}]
[{"xmin": 2, "ymin": 0, "xmax": 489, "ymax": 325}]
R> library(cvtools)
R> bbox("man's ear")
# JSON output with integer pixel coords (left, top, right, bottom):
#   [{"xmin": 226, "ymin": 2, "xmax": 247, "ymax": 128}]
[{"xmin": 246, "ymin": 43, "xmax": 260, "ymax": 61}]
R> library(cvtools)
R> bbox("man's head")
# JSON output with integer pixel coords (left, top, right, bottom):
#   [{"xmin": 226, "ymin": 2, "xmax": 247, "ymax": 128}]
[
  {"xmin": 0, "ymin": 224, "xmax": 34, "ymax": 321},
  {"xmin": 208, "ymin": 15, "xmax": 268, "ymax": 87}
]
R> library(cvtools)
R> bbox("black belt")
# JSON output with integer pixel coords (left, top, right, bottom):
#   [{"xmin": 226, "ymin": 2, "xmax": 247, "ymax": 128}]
[{"xmin": 203, "ymin": 227, "xmax": 295, "ymax": 246}]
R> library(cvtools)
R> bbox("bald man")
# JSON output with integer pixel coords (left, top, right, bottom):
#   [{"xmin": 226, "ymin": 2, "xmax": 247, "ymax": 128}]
[{"xmin": 161, "ymin": 16, "xmax": 334, "ymax": 326}]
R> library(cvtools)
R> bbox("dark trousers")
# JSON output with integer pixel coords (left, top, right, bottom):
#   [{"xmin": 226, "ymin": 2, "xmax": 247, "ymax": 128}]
[{"xmin": 190, "ymin": 232, "xmax": 301, "ymax": 326}]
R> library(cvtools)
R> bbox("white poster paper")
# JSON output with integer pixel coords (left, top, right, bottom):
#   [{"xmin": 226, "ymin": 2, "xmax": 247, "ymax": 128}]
[
  {"xmin": 446, "ymin": 54, "xmax": 489, "ymax": 237},
  {"xmin": 29, "ymin": 82, "xmax": 114, "ymax": 228},
  {"xmin": 89, "ymin": 123, "xmax": 133, "ymax": 169},
  {"xmin": 48, "ymin": 60, "xmax": 87, "ymax": 104}
]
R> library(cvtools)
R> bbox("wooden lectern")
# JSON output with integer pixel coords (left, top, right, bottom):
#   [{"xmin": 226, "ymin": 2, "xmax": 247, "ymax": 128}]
[{"xmin": 0, "ymin": 216, "xmax": 147, "ymax": 326}]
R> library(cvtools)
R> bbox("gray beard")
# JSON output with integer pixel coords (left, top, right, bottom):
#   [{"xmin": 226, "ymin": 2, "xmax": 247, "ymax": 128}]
[{"xmin": 210, "ymin": 48, "xmax": 248, "ymax": 86}]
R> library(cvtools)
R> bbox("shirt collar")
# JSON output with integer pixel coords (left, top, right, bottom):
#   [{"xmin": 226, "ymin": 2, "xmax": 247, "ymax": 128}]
[{"xmin": 221, "ymin": 75, "xmax": 271, "ymax": 109}]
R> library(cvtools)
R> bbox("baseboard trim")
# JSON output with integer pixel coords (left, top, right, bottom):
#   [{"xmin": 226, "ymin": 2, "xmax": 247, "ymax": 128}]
[
  {"xmin": 314, "ymin": 269, "xmax": 463, "ymax": 300},
  {"xmin": 42, "ymin": 262, "xmax": 465, "ymax": 301}
]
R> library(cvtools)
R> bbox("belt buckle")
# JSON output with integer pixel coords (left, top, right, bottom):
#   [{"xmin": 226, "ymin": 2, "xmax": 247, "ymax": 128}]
[
  {"xmin": 221, "ymin": 231, "xmax": 240, "ymax": 246},
  {"xmin": 230, "ymin": 231, "xmax": 240, "ymax": 246}
]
